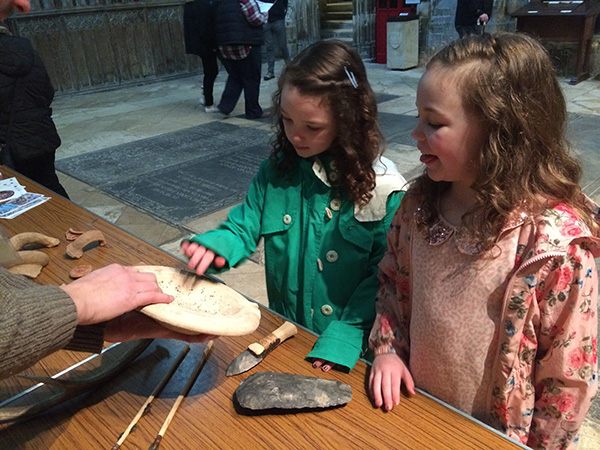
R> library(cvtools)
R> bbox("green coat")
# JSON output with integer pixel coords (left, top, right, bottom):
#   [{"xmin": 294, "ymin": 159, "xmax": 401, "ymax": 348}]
[{"xmin": 189, "ymin": 155, "xmax": 405, "ymax": 370}]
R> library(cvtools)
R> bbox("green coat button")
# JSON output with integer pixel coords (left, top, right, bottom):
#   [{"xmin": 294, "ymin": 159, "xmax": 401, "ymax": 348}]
[
  {"xmin": 326, "ymin": 250, "xmax": 338, "ymax": 263},
  {"xmin": 321, "ymin": 304, "xmax": 333, "ymax": 316}
]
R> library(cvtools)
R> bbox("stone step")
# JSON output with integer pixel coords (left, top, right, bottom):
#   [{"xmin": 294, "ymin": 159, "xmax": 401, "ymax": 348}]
[
  {"xmin": 325, "ymin": 11, "xmax": 353, "ymax": 20},
  {"xmin": 321, "ymin": 28, "xmax": 353, "ymax": 40},
  {"xmin": 325, "ymin": 1, "xmax": 353, "ymax": 13},
  {"xmin": 321, "ymin": 19, "xmax": 353, "ymax": 30}
]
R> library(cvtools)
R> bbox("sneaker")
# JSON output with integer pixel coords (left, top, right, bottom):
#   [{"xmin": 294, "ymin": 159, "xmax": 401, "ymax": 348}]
[
  {"xmin": 263, "ymin": 73, "xmax": 275, "ymax": 81},
  {"xmin": 205, "ymin": 105, "xmax": 220, "ymax": 113}
]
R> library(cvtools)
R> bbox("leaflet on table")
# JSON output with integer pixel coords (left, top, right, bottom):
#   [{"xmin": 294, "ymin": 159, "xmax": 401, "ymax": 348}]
[
  {"xmin": 256, "ymin": 0, "xmax": 274, "ymax": 13},
  {"xmin": 0, "ymin": 193, "xmax": 50, "ymax": 219},
  {"xmin": 0, "ymin": 177, "xmax": 28, "ymax": 203}
]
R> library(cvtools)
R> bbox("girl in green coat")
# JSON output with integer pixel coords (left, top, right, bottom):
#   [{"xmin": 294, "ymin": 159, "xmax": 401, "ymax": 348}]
[{"xmin": 182, "ymin": 40, "xmax": 406, "ymax": 372}]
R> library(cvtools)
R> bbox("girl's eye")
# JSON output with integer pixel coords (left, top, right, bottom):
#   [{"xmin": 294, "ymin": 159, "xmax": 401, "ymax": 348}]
[
  {"xmin": 282, "ymin": 117, "xmax": 292, "ymax": 123},
  {"xmin": 428, "ymin": 122, "xmax": 442, "ymax": 129},
  {"xmin": 307, "ymin": 126, "xmax": 321, "ymax": 131}
]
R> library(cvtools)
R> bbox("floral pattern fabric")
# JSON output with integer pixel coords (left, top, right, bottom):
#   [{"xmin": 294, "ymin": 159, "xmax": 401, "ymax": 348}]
[{"xmin": 369, "ymin": 197, "xmax": 600, "ymax": 450}]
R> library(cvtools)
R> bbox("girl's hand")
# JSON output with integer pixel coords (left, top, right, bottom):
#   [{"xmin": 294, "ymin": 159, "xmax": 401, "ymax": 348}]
[
  {"xmin": 369, "ymin": 353, "xmax": 415, "ymax": 411},
  {"xmin": 311, "ymin": 358, "xmax": 341, "ymax": 372},
  {"xmin": 181, "ymin": 241, "xmax": 227, "ymax": 275}
]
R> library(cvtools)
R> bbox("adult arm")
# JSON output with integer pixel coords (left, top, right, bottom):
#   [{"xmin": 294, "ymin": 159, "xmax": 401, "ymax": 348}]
[
  {"xmin": 0, "ymin": 267, "xmax": 78, "ymax": 379},
  {"xmin": 0, "ymin": 264, "xmax": 209, "ymax": 380},
  {"xmin": 240, "ymin": 0, "xmax": 268, "ymax": 26},
  {"xmin": 528, "ymin": 242, "xmax": 598, "ymax": 449},
  {"xmin": 308, "ymin": 191, "xmax": 405, "ymax": 371}
]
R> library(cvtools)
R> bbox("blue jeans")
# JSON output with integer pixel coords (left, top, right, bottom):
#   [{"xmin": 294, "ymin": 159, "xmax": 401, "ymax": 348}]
[{"xmin": 264, "ymin": 19, "xmax": 290, "ymax": 76}]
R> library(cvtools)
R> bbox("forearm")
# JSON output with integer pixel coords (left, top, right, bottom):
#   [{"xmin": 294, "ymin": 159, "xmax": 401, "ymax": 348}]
[
  {"xmin": 241, "ymin": 0, "xmax": 268, "ymax": 26},
  {"xmin": 0, "ymin": 274, "xmax": 77, "ymax": 379}
]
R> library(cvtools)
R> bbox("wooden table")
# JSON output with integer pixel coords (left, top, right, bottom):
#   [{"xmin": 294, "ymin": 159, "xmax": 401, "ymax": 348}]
[
  {"xmin": 0, "ymin": 168, "xmax": 523, "ymax": 449},
  {"xmin": 511, "ymin": 0, "xmax": 600, "ymax": 85}
]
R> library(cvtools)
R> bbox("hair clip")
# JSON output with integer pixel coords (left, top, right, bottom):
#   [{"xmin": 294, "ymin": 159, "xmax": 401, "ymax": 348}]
[{"xmin": 344, "ymin": 66, "xmax": 358, "ymax": 89}]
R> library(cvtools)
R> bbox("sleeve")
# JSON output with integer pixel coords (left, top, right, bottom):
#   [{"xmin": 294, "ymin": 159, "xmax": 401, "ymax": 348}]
[
  {"xmin": 527, "ymin": 242, "xmax": 598, "ymax": 450},
  {"xmin": 480, "ymin": 0, "xmax": 493, "ymax": 17},
  {"xmin": 240, "ymin": 0, "xmax": 268, "ymax": 26},
  {"xmin": 0, "ymin": 268, "xmax": 77, "ymax": 379},
  {"xmin": 368, "ymin": 203, "xmax": 412, "ymax": 363},
  {"xmin": 187, "ymin": 160, "xmax": 269, "ymax": 274},
  {"xmin": 307, "ymin": 191, "xmax": 405, "ymax": 371}
]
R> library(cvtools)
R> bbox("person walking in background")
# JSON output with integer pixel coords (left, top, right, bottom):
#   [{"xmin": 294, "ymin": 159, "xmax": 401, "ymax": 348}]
[
  {"xmin": 0, "ymin": 25, "xmax": 69, "ymax": 198},
  {"xmin": 455, "ymin": 0, "xmax": 492, "ymax": 37},
  {"xmin": 183, "ymin": 0, "xmax": 220, "ymax": 113},
  {"xmin": 368, "ymin": 32, "xmax": 599, "ymax": 448},
  {"xmin": 181, "ymin": 40, "xmax": 406, "ymax": 373},
  {"xmin": 262, "ymin": 0, "xmax": 290, "ymax": 81},
  {"xmin": 213, "ymin": 0, "xmax": 268, "ymax": 119}
]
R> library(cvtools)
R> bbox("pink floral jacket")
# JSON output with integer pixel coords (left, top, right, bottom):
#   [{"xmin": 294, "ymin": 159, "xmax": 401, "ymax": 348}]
[{"xmin": 369, "ymin": 198, "xmax": 600, "ymax": 450}]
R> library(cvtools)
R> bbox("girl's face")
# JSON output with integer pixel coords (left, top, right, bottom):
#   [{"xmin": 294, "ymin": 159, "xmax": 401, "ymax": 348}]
[
  {"xmin": 280, "ymin": 84, "xmax": 337, "ymax": 159},
  {"xmin": 411, "ymin": 65, "xmax": 487, "ymax": 189}
]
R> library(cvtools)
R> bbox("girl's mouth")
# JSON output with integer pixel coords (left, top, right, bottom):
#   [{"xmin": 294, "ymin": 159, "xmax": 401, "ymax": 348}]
[{"xmin": 420, "ymin": 154, "xmax": 438, "ymax": 165}]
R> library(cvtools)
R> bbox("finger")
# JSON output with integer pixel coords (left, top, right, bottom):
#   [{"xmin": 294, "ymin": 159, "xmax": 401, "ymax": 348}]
[
  {"xmin": 214, "ymin": 256, "xmax": 227, "ymax": 268},
  {"xmin": 184, "ymin": 241, "xmax": 200, "ymax": 259},
  {"xmin": 180, "ymin": 240, "xmax": 190, "ymax": 252},
  {"xmin": 312, "ymin": 360, "xmax": 323, "ymax": 369},
  {"xmin": 196, "ymin": 250, "xmax": 216, "ymax": 275},
  {"xmin": 402, "ymin": 369, "xmax": 416, "ymax": 396},
  {"xmin": 188, "ymin": 245, "xmax": 207, "ymax": 270},
  {"xmin": 321, "ymin": 364, "xmax": 331, "ymax": 372},
  {"xmin": 381, "ymin": 371, "xmax": 394, "ymax": 411},
  {"xmin": 135, "ymin": 290, "xmax": 174, "ymax": 307},
  {"xmin": 391, "ymin": 370, "xmax": 401, "ymax": 406},
  {"xmin": 370, "ymin": 370, "xmax": 383, "ymax": 408}
]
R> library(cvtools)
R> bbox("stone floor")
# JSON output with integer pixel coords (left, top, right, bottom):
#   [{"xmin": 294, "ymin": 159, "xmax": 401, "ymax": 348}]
[{"xmin": 50, "ymin": 60, "xmax": 600, "ymax": 448}]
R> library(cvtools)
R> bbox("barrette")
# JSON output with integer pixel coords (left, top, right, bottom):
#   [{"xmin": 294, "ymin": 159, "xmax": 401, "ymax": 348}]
[{"xmin": 344, "ymin": 66, "xmax": 358, "ymax": 89}]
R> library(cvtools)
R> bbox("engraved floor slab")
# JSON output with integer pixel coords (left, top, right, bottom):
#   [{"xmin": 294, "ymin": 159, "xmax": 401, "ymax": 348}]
[{"xmin": 56, "ymin": 121, "xmax": 272, "ymax": 225}]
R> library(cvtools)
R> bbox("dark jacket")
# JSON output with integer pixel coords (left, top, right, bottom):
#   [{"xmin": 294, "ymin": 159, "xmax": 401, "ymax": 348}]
[
  {"xmin": 454, "ymin": 0, "xmax": 493, "ymax": 27},
  {"xmin": 0, "ymin": 30, "xmax": 60, "ymax": 161},
  {"xmin": 214, "ymin": 0, "xmax": 264, "ymax": 47},
  {"xmin": 183, "ymin": 0, "xmax": 217, "ymax": 57},
  {"xmin": 267, "ymin": 0, "xmax": 287, "ymax": 23}
]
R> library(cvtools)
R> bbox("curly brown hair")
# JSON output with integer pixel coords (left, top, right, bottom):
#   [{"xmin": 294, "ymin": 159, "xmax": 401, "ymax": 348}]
[
  {"xmin": 270, "ymin": 39, "xmax": 383, "ymax": 205},
  {"xmin": 407, "ymin": 32, "xmax": 599, "ymax": 248}
]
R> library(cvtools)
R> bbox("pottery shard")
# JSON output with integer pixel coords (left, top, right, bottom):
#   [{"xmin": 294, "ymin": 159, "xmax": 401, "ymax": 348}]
[{"xmin": 234, "ymin": 371, "xmax": 352, "ymax": 411}]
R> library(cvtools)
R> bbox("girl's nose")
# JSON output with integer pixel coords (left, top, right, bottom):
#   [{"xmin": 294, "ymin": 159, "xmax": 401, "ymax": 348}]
[{"xmin": 411, "ymin": 121, "xmax": 424, "ymax": 141}]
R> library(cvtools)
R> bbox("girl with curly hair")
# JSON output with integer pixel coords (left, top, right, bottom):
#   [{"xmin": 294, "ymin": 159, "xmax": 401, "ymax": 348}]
[
  {"xmin": 182, "ymin": 40, "xmax": 406, "ymax": 372},
  {"xmin": 368, "ymin": 32, "xmax": 599, "ymax": 449}
]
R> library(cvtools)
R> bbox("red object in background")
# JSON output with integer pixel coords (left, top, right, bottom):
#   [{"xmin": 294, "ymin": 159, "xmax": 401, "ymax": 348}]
[{"xmin": 375, "ymin": 0, "xmax": 415, "ymax": 64}]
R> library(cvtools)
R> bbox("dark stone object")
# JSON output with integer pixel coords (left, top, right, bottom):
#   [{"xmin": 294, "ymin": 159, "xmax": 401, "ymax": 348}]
[{"xmin": 234, "ymin": 371, "xmax": 352, "ymax": 411}]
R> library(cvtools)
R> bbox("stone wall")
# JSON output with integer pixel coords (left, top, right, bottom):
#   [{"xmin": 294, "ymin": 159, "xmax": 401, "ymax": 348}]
[{"xmin": 5, "ymin": 0, "xmax": 200, "ymax": 93}]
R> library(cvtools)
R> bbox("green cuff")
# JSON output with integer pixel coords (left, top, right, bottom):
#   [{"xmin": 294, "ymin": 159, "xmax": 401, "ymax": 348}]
[{"xmin": 306, "ymin": 321, "xmax": 365, "ymax": 372}]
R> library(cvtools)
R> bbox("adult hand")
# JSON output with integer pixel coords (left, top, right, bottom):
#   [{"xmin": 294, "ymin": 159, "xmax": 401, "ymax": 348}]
[
  {"xmin": 104, "ymin": 311, "xmax": 217, "ymax": 343},
  {"xmin": 369, "ymin": 353, "xmax": 415, "ymax": 411},
  {"xmin": 60, "ymin": 264, "xmax": 174, "ymax": 325},
  {"xmin": 311, "ymin": 358, "xmax": 341, "ymax": 373},
  {"xmin": 478, "ymin": 13, "xmax": 489, "ymax": 25},
  {"xmin": 181, "ymin": 241, "xmax": 227, "ymax": 275}
]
